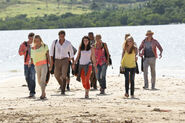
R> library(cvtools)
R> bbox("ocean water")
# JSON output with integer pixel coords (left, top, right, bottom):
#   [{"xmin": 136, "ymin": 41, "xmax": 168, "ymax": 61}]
[{"xmin": 0, "ymin": 24, "xmax": 185, "ymax": 82}]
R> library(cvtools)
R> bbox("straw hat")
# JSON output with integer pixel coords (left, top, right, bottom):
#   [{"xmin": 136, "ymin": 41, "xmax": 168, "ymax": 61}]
[{"xmin": 146, "ymin": 30, "xmax": 154, "ymax": 36}]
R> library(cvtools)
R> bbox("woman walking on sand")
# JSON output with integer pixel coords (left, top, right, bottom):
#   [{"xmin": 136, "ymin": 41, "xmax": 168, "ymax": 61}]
[
  {"xmin": 121, "ymin": 36, "xmax": 138, "ymax": 98},
  {"xmin": 94, "ymin": 34, "xmax": 110, "ymax": 94},
  {"xmin": 73, "ymin": 36, "xmax": 97, "ymax": 98},
  {"xmin": 31, "ymin": 35, "xmax": 50, "ymax": 99}
]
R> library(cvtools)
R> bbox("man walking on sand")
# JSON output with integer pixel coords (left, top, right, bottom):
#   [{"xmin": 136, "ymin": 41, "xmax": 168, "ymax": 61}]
[
  {"xmin": 139, "ymin": 30, "xmax": 163, "ymax": 90},
  {"xmin": 18, "ymin": 32, "xmax": 36, "ymax": 98},
  {"xmin": 49, "ymin": 30, "xmax": 74, "ymax": 95}
]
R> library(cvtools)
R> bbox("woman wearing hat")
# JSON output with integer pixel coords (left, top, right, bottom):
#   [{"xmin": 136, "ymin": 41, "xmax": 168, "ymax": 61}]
[{"xmin": 139, "ymin": 30, "xmax": 163, "ymax": 90}]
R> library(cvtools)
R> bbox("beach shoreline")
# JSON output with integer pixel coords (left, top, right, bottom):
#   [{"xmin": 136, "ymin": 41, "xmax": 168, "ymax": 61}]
[{"xmin": 0, "ymin": 75, "xmax": 185, "ymax": 123}]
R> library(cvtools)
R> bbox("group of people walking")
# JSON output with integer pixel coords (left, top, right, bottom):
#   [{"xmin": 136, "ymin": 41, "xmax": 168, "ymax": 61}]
[{"xmin": 19, "ymin": 30, "xmax": 163, "ymax": 99}]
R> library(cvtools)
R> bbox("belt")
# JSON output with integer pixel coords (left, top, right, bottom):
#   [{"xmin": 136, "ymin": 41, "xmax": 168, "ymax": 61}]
[{"xmin": 55, "ymin": 57, "xmax": 68, "ymax": 60}]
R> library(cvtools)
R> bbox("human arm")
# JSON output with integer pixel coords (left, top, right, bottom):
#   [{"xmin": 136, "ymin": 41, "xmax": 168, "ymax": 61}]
[
  {"xmin": 49, "ymin": 41, "xmax": 55, "ymax": 71},
  {"xmin": 91, "ymin": 48, "xmax": 98, "ymax": 73},
  {"xmin": 155, "ymin": 40, "xmax": 163, "ymax": 59},
  {"xmin": 139, "ymin": 40, "xmax": 145, "ymax": 57},
  {"xmin": 18, "ymin": 42, "xmax": 27, "ymax": 56}
]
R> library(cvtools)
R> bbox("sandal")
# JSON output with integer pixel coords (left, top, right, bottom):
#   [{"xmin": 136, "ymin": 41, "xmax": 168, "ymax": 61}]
[
  {"xmin": 125, "ymin": 93, "xmax": 129, "ymax": 98},
  {"xmin": 40, "ymin": 96, "xmax": 46, "ymax": 100}
]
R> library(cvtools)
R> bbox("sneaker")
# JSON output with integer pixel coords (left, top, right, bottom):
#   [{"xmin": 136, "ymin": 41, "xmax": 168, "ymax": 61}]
[
  {"xmin": 85, "ymin": 95, "xmax": 89, "ymax": 99},
  {"xmin": 151, "ymin": 87, "xmax": 157, "ymax": 90},
  {"xmin": 100, "ymin": 89, "xmax": 105, "ymax": 94},
  {"xmin": 28, "ymin": 94, "xmax": 35, "ymax": 98}
]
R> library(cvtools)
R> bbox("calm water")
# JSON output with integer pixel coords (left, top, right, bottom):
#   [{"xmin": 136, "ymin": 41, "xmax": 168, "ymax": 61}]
[{"xmin": 0, "ymin": 24, "xmax": 185, "ymax": 82}]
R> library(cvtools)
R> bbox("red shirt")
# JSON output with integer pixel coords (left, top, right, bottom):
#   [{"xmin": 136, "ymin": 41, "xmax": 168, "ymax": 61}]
[
  {"xmin": 139, "ymin": 38, "xmax": 163, "ymax": 58},
  {"xmin": 18, "ymin": 41, "xmax": 33, "ymax": 65},
  {"xmin": 95, "ymin": 43, "xmax": 107, "ymax": 66}
]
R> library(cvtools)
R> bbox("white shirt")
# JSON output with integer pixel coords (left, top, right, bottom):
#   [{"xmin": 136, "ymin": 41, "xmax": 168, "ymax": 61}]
[
  {"xmin": 49, "ymin": 39, "xmax": 74, "ymax": 59},
  {"xmin": 80, "ymin": 50, "xmax": 91, "ymax": 65}
]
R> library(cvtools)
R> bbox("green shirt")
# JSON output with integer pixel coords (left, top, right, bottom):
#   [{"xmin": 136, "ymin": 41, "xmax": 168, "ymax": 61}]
[{"xmin": 31, "ymin": 45, "xmax": 48, "ymax": 66}]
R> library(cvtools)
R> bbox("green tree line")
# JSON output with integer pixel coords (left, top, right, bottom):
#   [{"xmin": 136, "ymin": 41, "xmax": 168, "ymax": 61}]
[{"xmin": 0, "ymin": 0, "xmax": 184, "ymax": 30}]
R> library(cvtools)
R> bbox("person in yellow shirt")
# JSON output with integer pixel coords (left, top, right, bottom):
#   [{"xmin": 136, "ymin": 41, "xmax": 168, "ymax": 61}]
[
  {"xmin": 31, "ymin": 35, "xmax": 50, "ymax": 100},
  {"xmin": 121, "ymin": 36, "xmax": 138, "ymax": 98}
]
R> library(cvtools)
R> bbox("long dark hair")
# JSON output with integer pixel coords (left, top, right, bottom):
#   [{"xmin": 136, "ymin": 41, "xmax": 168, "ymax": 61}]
[{"xmin": 80, "ymin": 36, "xmax": 91, "ymax": 51}]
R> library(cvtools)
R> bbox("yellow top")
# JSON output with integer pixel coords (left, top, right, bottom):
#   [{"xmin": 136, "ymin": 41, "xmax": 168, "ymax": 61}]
[{"xmin": 121, "ymin": 50, "xmax": 136, "ymax": 68}]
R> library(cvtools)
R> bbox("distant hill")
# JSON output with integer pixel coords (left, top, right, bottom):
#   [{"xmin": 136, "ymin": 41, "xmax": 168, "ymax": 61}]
[
  {"xmin": 0, "ymin": 0, "xmax": 148, "ymax": 18},
  {"xmin": 0, "ymin": 0, "xmax": 184, "ymax": 30}
]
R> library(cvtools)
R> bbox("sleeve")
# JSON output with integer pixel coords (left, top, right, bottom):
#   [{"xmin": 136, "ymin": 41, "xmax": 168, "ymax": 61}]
[
  {"xmin": 69, "ymin": 43, "xmax": 74, "ymax": 58},
  {"xmin": 139, "ymin": 40, "xmax": 145, "ymax": 52},
  {"xmin": 49, "ymin": 41, "xmax": 55, "ymax": 57},
  {"xmin": 18, "ymin": 42, "xmax": 26, "ymax": 56},
  {"xmin": 156, "ymin": 40, "xmax": 163, "ymax": 53}
]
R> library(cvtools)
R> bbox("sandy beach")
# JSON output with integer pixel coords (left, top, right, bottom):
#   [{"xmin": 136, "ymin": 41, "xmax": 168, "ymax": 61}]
[{"xmin": 0, "ymin": 74, "xmax": 185, "ymax": 123}]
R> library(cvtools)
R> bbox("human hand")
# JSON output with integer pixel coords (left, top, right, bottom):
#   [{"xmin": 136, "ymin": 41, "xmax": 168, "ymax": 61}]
[
  {"xmin": 159, "ymin": 53, "xmax": 162, "ymax": 59},
  {"xmin": 49, "ymin": 65, "xmax": 53, "ymax": 72},
  {"xmin": 95, "ymin": 67, "xmax": 98, "ymax": 73},
  {"xmin": 72, "ymin": 64, "xmax": 75, "ymax": 70},
  {"xmin": 135, "ymin": 57, "xmax": 138, "ymax": 62}
]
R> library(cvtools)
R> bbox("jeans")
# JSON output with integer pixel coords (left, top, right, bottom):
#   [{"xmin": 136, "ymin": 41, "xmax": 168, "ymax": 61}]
[
  {"xmin": 24, "ymin": 64, "xmax": 36, "ymax": 95},
  {"xmin": 143, "ymin": 57, "xmax": 156, "ymax": 89},
  {"xmin": 96, "ymin": 63, "xmax": 107, "ymax": 89},
  {"xmin": 124, "ymin": 68, "xmax": 136, "ymax": 96}
]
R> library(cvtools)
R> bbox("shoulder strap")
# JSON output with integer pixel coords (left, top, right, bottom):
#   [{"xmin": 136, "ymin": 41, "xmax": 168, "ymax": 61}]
[
  {"xmin": 24, "ymin": 42, "xmax": 28, "ymax": 63},
  {"xmin": 53, "ymin": 39, "xmax": 58, "ymax": 60},
  {"xmin": 102, "ymin": 43, "xmax": 108, "ymax": 58}
]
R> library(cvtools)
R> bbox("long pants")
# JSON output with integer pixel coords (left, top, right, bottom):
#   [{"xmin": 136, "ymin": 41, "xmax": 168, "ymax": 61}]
[
  {"xmin": 54, "ymin": 58, "xmax": 69, "ymax": 93},
  {"xmin": 24, "ymin": 64, "xmax": 36, "ymax": 95},
  {"xmin": 35, "ymin": 64, "xmax": 47, "ymax": 93},
  {"xmin": 90, "ymin": 66, "xmax": 97, "ymax": 89},
  {"xmin": 124, "ymin": 68, "xmax": 136, "ymax": 96},
  {"xmin": 143, "ymin": 57, "xmax": 156, "ymax": 89},
  {"xmin": 81, "ymin": 66, "xmax": 92, "ymax": 90},
  {"xmin": 96, "ymin": 63, "xmax": 107, "ymax": 89}
]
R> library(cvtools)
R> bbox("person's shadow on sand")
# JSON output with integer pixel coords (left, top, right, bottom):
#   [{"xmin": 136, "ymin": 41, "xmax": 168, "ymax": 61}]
[
  {"xmin": 50, "ymin": 94, "xmax": 74, "ymax": 97},
  {"xmin": 96, "ymin": 93, "xmax": 113, "ymax": 96},
  {"xmin": 34, "ymin": 98, "xmax": 48, "ymax": 101},
  {"xmin": 123, "ymin": 97, "xmax": 140, "ymax": 100}
]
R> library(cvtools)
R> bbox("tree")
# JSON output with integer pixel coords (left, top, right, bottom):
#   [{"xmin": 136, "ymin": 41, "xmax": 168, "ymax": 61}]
[
  {"xmin": 57, "ymin": 0, "xmax": 60, "ymax": 8},
  {"xmin": 46, "ymin": 0, "xmax": 48, "ymax": 8},
  {"xmin": 90, "ymin": 1, "xmax": 99, "ymax": 10}
]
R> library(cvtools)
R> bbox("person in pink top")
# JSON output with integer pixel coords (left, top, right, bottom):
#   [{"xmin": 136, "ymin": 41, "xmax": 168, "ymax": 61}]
[
  {"xmin": 93, "ymin": 34, "xmax": 110, "ymax": 94},
  {"xmin": 18, "ymin": 33, "xmax": 36, "ymax": 98}
]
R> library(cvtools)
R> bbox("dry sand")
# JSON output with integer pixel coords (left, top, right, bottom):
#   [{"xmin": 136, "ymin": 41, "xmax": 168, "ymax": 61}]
[{"xmin": 0, "ymin": 74, "xmax": 185, "ymax": 123}]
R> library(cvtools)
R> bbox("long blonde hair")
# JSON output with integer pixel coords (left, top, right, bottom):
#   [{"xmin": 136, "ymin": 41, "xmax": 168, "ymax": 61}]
[
  {"xmin": 123, "ymin": 36, "xmax": 136, "ymax": 54},
  {"xmin": 33, "ymin": 35, "xmax": 44, "ymax": 47}
]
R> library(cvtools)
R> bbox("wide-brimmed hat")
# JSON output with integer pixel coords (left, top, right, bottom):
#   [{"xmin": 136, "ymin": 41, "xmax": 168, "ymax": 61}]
[{"xmin": 146, "ymin": 30, "xmax": 154, "ymax": 36}]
